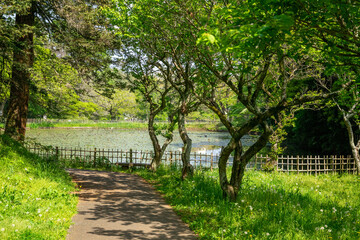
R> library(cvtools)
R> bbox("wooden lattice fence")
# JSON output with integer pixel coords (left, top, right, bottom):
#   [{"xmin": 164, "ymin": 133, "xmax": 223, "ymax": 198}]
[{"xmin": 25, "ymin": 145, "xmax": 358, "ymax": 174}]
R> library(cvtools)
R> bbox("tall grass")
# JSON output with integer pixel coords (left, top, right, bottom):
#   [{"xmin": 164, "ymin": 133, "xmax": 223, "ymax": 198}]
[
  {"xmin": 136, "ymin": 166, "xmax": 360, "ymax": 239},
  {"xmin": 0, "ymin": 135, "xmax": 78, "ymax": 239}
]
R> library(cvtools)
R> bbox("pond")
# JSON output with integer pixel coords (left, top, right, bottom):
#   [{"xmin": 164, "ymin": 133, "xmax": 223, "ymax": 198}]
[{"xmin": 26, "ymin": 128, "xmax": 257, "ymax": 154}]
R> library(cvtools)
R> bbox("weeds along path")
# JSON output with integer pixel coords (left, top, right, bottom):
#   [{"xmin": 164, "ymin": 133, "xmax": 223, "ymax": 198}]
[{"xmin": 66, "ymin": 169, "xmax": 197, "ymax": 240}]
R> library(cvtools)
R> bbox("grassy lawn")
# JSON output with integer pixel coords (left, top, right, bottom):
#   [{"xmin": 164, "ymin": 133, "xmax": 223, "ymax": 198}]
[
  {"xmin": 134, "ymin": 166, "xmax": 360, "ymax": 239},
  {"xmin": 0, "ymin": 135, "xmax": 78, "ymax": 240},
  {"xmin": 2, "ymin": 136, "xmax": 358, "ymax": 240}
]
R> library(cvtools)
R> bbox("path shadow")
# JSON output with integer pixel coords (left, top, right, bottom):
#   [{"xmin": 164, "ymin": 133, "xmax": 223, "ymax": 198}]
[{"xmin": 66, "ymin": 169, "xmax": 197, "ymax": 240}]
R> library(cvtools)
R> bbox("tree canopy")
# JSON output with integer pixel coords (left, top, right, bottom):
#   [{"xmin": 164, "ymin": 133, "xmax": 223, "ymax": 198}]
[{"xmin": 1, "ymin": 0, "xmax": 359, "ymax": 199}]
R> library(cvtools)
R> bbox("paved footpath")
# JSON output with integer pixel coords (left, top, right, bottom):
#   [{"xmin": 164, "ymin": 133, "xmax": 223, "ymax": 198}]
[{"xmin": 66, "ymin": 169, "xmax": 197, "ymax": 240}]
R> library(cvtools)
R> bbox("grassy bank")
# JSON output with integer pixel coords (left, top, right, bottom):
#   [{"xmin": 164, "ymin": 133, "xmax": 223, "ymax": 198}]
[
  {"xmin": 0, "ymin": 135, "xmax": 78, "ymax": 239},
  {"xmin": 28, "ymin": 120, "xmax": 148, "ymax": 130},
  {"xmin": 28, "ymin": 120, "xmax": 224, "ymax": 132},
  {"xmin": 134, "ymin": 166, "xmax": 360, "ymax": 239}
]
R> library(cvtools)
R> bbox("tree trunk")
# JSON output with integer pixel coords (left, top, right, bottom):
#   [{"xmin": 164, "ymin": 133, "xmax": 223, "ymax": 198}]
[
  {"xmin": 0, "ymin": 97, "xmax": 6, "ymax": 117},
  {"xmin": 148, "ymin": 112, "xmax": 163, "ymax": 171},
  {"xmin": 5, "ymin": 3, "xmax": 35, "ymax": 141},
  {"xmin": 148, "ymin": 110, "xmax": 176, "ymax": 171},
  {"xmin": 178, "ymin": 110, "xmax": 193, "ymax": 179},
  {"xmin": 218, "ymin": 137, "xmax": 244, "ymax": 201},
  {"xmin": 219, "ymin": 123, "xmax": 273, "ymax": 201},
  {"xmin": 343, "ymin": 114, "xmax": 360, "ymax": 174}
]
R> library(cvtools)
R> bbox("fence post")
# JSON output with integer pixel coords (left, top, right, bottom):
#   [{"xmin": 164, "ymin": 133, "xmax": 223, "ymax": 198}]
[
  {"xmin": 297, "ymin": 155, "xmax": 299, "ymax": 174},
  {"xmin": 210, "ymin": 152, "xmax": 213, "ymax": 171},
  {"xmin": 170, "ymin": 151, "xmax": 173, "ymax": 166},
  {"xmin": 255, "ymin": 154, "xmax": 258, "ymax": 169},
  {"xmin": 194, "ymin": 152, "xmax": 197, "ymax": 169},
  {"xmin": 94, "ymin": 148, "xmax": 97, "ymax": 167},
  {"xmin": 307, "ymin": 155, "xmax": 310, "ymax": 175},
  {"xmin": 199, "ymin": 152, "xmax": 202, "ymax": 170},
  {"xmin": 130, "ymin": 149, "xmax": 133, "ymax": 170},
  {"xmin": 55, "ymin": 146, "xmax": 59, "ymax": 158},
  {"xmin": 55, "ymin": 147, "xmax": 59, "ymax": 164}
]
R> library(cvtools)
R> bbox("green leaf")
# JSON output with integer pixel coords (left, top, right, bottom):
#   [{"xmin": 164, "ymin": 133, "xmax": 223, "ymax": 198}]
[{"xmin": 197, "ymin": 33, "xmax": 218, "ymax": 45}]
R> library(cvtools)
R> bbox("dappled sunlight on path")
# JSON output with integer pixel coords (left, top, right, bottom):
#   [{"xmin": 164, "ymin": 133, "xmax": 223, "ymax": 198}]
[{"xmin": 66, "ymin": 169, "xmax": 197, "ymax": 240}]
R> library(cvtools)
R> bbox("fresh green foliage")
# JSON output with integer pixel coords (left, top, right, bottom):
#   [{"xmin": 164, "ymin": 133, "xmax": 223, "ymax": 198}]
[
  {"xmin": 0, "ymin": 135, "xmax": 78, "ymax": 239},
  {"xmin": 136, "ymin": 166, "xmax": 360, "ymax": 239}
]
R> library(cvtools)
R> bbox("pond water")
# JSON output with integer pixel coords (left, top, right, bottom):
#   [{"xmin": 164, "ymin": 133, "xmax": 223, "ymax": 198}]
[{"xmin": 26, "ymin": 128, "xmax": 257, "ymax": 154}]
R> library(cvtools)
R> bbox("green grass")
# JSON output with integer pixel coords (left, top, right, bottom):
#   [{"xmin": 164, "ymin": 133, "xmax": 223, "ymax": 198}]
[
  {"xmin": 133, "ymin": 166, "xmax": 360, "ymax": 239},
  {"xmin": 28, "ymin": 120, "xmax": 225, "ymax": 131},
  {"xmin": 28, "ymin": 120, "xmax": 148, "ymax": 130},
  {"xmin": 0, "ymin": 135, "xmax": 78, "ymax": 240}
]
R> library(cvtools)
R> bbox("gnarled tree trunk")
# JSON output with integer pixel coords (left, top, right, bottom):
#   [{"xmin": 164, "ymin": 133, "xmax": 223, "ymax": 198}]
[
  {"xmin": 178, "ymin": 110, "xmax": 193, "ymax": 179},
  {"xmin": 5, "ymin": 3, "xmax": 35, "ymax": 141},
  {"xmin": 219, "ymin": 123, "xmax": 272, "ymax": 201},
  {"xmin": 149, "ymin": 111, "xmax": 175, "ymax": 171},
  {"xmin": 342, "ymin": 113, "xmax": 360, "ymax": 174},
  {"xmin": 218, "ymin": 137, "xmax": 238, "ymax": 201},
  {"xmin": 148, "ymin": 111, "xmax": 163, "ymax": 171}
]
